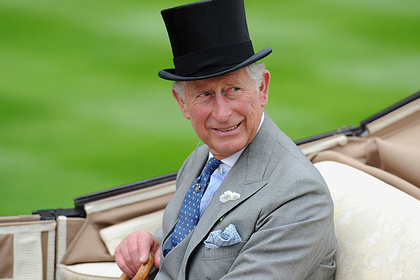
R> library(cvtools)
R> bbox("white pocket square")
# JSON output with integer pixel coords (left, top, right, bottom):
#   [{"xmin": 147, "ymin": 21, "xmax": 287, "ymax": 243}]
[{"xmin": 204, "ymin": 224, "xmax": 243, "ymax": 249}]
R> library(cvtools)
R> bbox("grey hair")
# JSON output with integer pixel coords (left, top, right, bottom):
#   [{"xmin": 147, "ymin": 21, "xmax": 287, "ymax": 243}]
[
  {"xmin": 173, "ymin": 61, "xmax": 266, "ymax": 100},
  {"xmin": 245, "ymin": 61, "xmax": 266, "ymax": 92},
  {"xmin": 172, "ymin": 80, "xmax": 187, "ymax": 99}
]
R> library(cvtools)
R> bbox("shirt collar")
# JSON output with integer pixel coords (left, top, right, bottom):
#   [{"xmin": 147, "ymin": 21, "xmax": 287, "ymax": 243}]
[{"xmin": 209, "ymin": 112, "xmax": 265, "ymax": 174}]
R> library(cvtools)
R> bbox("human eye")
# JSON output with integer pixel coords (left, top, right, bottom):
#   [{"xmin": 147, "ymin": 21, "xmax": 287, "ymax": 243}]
[
  {"xmin": 198, "ymin": 91, "xmax": 213, "ymax": 98},
  {"xmin": 225, "ymin": 87, "xmax": 241, "ymax": 95}
]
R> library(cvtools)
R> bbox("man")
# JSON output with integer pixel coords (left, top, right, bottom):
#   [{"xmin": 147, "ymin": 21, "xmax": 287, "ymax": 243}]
[{"xmin": 115, "ymin": 0, "xmax": 337, "ymax": 279}]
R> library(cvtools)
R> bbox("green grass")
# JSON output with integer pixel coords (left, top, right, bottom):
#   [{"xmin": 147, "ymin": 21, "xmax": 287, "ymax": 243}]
[{"xmin": 1, "ymin": 0, "xmax": 419, "ymax": 216}]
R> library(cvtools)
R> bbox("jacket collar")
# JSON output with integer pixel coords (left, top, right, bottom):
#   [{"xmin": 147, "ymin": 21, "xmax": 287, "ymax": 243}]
[{"xmin": 181, "ymin": 113, "xmax": 279, "ymax": 260}]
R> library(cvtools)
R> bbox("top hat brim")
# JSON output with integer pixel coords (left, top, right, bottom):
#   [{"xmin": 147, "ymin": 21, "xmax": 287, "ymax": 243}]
[{"xmin": 158, "ymin": 47, "xmax": 272, "ymax": 81}]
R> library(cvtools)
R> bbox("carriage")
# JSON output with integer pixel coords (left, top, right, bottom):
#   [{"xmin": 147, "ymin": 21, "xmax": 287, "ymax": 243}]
[{"xmin": 1, "ymin": 91, "xmax": 419, "ymax": 280}]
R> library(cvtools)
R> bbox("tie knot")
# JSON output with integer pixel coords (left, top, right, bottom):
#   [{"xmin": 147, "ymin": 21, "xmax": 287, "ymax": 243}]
[{"xmin": 204, "ymin": 157, "xmax": 222, "ymax": 175}]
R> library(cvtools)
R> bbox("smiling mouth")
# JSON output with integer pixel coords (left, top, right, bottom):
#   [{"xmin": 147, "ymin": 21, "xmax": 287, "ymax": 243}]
[{"xmin": 216, "ymin": 122, "xmax": 241, "ymax": 132}]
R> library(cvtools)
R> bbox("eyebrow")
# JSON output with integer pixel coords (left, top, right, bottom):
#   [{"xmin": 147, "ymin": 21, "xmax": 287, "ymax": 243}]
[{"xmin": 188, "ymin": 75, "xmax": 243, "ymax": 92}]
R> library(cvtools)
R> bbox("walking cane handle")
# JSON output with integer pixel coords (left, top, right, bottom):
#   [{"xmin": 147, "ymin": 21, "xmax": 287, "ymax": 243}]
[{"xmin": 118, "ymin": 252, "xmax": 155, "ymax": 280}]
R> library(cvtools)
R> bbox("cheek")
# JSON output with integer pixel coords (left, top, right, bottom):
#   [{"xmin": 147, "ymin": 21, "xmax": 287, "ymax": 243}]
[
  {"xmin": 190, "ymin": 107, "xmax": 208, "ymax": 121},
  {"xmin": 239, "ymin": 97, "xmax": 262, "ymax": 116},
  {"xmin": 189, "ymin": 106, "xmax": 211, "ymax": 129},
  {"xmin": 242, "ymin": 99, "xmax": 264, "ymax": 128}
]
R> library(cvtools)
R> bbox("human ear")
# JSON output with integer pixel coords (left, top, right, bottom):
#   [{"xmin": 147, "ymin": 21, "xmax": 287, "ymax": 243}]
[
  {"xmin": 258, "ymin": 70, "xmax": 270, "ymax": 107},
  {"xmin": 172, "ymin": 87, "xmax": 191, "ymax": 119}
]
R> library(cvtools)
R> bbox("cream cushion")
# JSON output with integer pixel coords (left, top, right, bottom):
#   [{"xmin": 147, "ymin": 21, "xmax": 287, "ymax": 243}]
[
  {"xmin": 100, "ymin": 209, "xmax": 164, "ymax": 256},
  {"xmin": 56, "ymin": 263, "xmax": 121, "ymax": 280},
  {"xmin": 314, "ymin": 161, "xmax": 420, "ymax": 280}
]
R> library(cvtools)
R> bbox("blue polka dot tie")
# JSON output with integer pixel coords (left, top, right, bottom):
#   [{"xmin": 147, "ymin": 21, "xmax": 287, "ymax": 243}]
[{"xmin": 171, "ymin": 157, "xmax": 222, "ymax": 247}]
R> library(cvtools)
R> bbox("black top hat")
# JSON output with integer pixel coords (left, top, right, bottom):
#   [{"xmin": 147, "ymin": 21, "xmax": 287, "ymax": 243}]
[{"xmin": 158, "ymin": 0, "xmax": 272, "ymax": 81}]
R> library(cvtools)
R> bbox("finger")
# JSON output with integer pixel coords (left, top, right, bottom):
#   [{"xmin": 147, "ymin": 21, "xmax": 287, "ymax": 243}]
[
  {"xmin": 136, "ymin": 232, "xmax": 154, "ymax": 264},
  {"xmin": 117, "ymin": 232, "xmax": 145, "ymax": 277},
  {"xmin": 127, "ymin": 233, "xmax": 143, "ymax": 271},
  {"xmin": 115, "ymin": 243, "xmax": 136, "ymax": 278},
  {"xmin": 132, "ymin": 252, "xmax": 155, "ymax": 280},
  {"xmin": 136, "ymin": 232, "xmax": 161, "ymax": 268},
  {"xmin": 115, "ymin": 231, "xmax": 161, "ymax": 277},
  {"xmin": 154, "ymin": 247, "xmax": 162, "ymax": 268}
]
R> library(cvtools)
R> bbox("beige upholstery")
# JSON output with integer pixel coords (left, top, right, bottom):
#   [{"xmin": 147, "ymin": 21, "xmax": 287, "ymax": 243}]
[
  {"xmin": 315, "ymin": 161, "xmax": 420, "ymax": 280},
  {"xmin": 56, "ymin": 161, "xmax": 420, "ymax": 280},
  {"xmin": 303, "ymin": 96, "xmax": 420, "ymax": 200},
  {"xmin": 0, "ymin": 216, "xmax": 56, "ymax": 280}
]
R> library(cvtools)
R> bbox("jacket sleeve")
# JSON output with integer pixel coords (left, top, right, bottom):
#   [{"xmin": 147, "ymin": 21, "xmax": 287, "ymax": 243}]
[{"xmin": 221, "ymin": 177, "xmax": 337, "ymax": 280}]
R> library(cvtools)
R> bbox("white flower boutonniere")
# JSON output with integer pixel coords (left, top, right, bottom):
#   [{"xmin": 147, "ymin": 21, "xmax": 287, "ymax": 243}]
[{"xmin": 219, "ymin": 191, "xmax": 240, "ymax": 203}]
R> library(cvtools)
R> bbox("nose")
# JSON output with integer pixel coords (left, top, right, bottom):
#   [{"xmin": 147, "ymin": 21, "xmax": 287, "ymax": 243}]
[{"xmin": 212, "ymin": 94, "xmax": 232, "ymax": 122}]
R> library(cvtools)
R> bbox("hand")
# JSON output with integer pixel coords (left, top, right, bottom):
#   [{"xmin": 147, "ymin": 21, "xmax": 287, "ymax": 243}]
[{"xmin": 115, "ymin": 231, "xmax": 161, "ymax": 278}]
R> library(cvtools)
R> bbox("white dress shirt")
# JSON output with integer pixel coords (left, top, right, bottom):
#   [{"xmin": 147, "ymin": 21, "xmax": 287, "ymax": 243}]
[{"xmin": 199, "ymin": 112, "xmax": 265, "ymax": 217}]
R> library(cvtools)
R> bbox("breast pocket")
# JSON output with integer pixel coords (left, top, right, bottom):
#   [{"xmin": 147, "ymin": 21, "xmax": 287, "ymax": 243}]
[
  {"xmin": 200, "ymin": 241, "xmax": 246, "ymax": 279},
  {"xmin": 201, "ymin": 240, "xmax": 246, "ymax": 260}
]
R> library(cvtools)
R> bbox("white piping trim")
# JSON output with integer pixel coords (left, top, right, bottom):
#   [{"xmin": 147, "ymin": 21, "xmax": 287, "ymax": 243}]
[
  {"xmin": 367, "ymin": 101, "xmax": 420, "ymax": 134},
  {"xmin": 300, "ymin": 135, "xmax": 348, "ymax": 155},
  {"xmin": 46, "ymin": 228, "xmax": 56, "ymax": 280},
  {"xmin": 56, "ymin": 216, "xmax": 67, "ymax": 265},
  {"xmin": 85, "ymin": 184, "xmax": 176, "ymax": 214},
  {"xmin": 0, "ymin": 221, "xmax": 56, "ymax": 234}
]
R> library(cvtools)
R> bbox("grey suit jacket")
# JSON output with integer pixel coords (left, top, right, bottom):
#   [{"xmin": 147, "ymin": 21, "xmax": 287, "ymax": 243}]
[{"xmin": 155, "ymin": 114, "xmax": 336, "ymax": 279}]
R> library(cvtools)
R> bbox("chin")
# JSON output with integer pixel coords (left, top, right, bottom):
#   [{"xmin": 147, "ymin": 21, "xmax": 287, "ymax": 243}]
[{"xmin": 213, "ymin": 143, "xmax": 247, "ymax": 158}]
